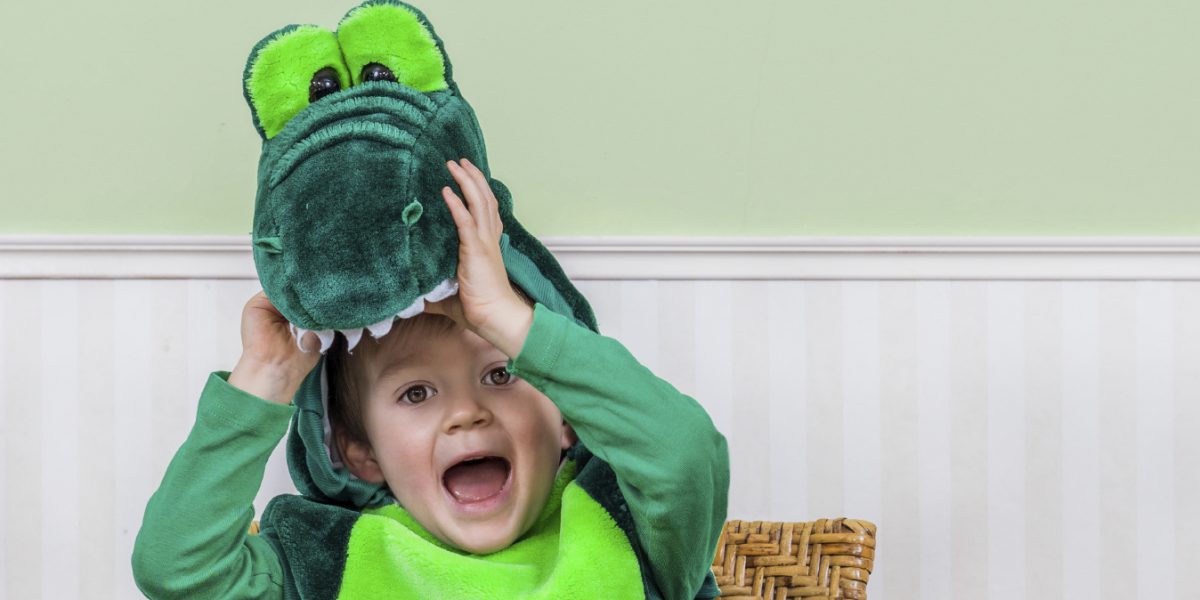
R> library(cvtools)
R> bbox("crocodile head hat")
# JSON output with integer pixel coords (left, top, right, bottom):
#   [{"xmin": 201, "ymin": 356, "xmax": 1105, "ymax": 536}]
[{"xmin": 243, "ymin": 0, "xmax": 597, "ymax": 508}]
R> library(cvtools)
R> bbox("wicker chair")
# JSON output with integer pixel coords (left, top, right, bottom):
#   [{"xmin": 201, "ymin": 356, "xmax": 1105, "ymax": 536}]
[{"xmin": 711, "ymin": 518, "xmax": 877, "ymax": 599}]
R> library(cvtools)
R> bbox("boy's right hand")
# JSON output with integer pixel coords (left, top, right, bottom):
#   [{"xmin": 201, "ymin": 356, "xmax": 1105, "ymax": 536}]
[{"xmin": 227, "ymin": 291, "xmax": 321, "ymax": 405}]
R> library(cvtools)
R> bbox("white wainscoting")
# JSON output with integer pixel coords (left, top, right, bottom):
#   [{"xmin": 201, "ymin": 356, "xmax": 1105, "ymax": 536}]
[{"xmin": 2, "ymin": 236, "xmax": 1198, "ymax": 600}]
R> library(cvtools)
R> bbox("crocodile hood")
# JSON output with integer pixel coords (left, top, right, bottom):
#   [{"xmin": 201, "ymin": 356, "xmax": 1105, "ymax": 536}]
[{"xmin": 242, "ymin": 0, "xmax": 597, "ymax": 507}]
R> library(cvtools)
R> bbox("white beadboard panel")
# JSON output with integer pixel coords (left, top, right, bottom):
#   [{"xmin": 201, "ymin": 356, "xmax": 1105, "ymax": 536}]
[
  {"xmin": 4, "ymin": 281, "xmax": 42, "ymax": 600},
  {"xmin": 878, "ymin": 282, "xmax": 918, "ymax": 600},
  {"xmin": 111, "ymin": 281, "xmax": 156, "ymax": 600},
  {"xmin": 804, "ymin": 282, "xmax": 845, "ymax": 518},
  {"xmin": 732, "ymin": 281, "xmax": 772, "ymax": 520},
  {"xmin": 1023, "ymin": 282, "xmax": 1063, "ymax": 599},
  {"xmin": 915, "ymin": 282, "xmax": 953, "ymax": 600},
  {"xmin": 949, "ymin": 283, "xmax": 990, "ymax": 599},
  {"xmin": 2, "ymin": 274, "xmax": 1198, "ymax": 600},
  {"xmin": 766, "ymin": 281, "xmax": 809, "ymax": 522},
  {"xmin": 1175, "ymin": 283, "xmax": 1200, "ymax": 600},
  {"xmin": 1061, "ymin": 282, "xmax": 1102, "ymax": 600},
  {"xmin": 1134, "ymin": 282, "xmax": 1175, "ymax": 600},
  {"xmin": 986, "ymin": 282, "xmax": 1026, "ymax": 600},
  {"xmin": 39, "ymin": 282, "xmax": 81, "ymax": 600},
  {"xmin": 1098, "ymin": 283, "xmax": 1139, "ymax": 600},
  {"xmin": 78, "ymin": 281, "xmax": 116, "ymax": 600},
  {"xmin": 693, "ymin": 281, "xmax": 736, "ymax": 439},
  {"xmin": 841, "ymin": 282, "xmax": 882, "ymax": 525},
  {"xmin": 0, "ymin": 281, "xmax": 7, "ymax": 598}
]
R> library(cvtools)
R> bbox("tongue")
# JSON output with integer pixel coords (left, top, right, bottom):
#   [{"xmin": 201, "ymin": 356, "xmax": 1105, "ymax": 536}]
[{"xmin": 444, "ymin": 458, "xmax": 509, "ymax": 502}]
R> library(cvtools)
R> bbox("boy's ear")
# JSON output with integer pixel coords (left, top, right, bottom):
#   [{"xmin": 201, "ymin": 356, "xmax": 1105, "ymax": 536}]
[
  {"xmin": 560, "ymin": 422, "xmax": 577, "ymax": 451},
  {"xmin": 335, "ymin": 429, "xmax": 386, "ymax": 484}
]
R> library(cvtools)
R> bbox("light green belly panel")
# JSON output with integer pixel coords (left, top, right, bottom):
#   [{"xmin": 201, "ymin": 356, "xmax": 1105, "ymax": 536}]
[{"xmin": 337, "ymin": 482, "xmax": 644, "ymax": 599}]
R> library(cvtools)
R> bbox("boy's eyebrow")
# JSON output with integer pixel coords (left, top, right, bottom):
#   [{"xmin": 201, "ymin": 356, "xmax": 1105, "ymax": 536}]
[{"xmin": 374, "ymin": 349, "xmax": 426, "ymax": 382}]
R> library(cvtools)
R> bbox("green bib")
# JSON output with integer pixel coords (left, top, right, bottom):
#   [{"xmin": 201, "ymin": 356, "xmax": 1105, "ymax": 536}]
[
  {"xmin": 340, "ymin": 484, "xmax": 643, "ymax": 598},
  {"xmin": 260, "ymin": 457, "xmax": 649, "ymax": 599}
]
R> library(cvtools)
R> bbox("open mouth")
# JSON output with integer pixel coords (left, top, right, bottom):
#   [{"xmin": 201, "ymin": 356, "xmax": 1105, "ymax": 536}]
[
  {"xmin": 286, "ymin": 278, "xmax": 459, "ymax": 353},
  {"xmin": 442, "ymin": 455, "xmax": 512, "ymax": 505}
]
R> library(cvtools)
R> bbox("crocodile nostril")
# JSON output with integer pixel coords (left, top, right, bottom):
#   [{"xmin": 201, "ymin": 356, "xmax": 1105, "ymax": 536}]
[
  {"xmin": 402, "ymin": 200, "xmax": 423, "ymax": 226},
  {"xmin": 254, "ymin": 236, "xmax": 284, "ymax": 255}
]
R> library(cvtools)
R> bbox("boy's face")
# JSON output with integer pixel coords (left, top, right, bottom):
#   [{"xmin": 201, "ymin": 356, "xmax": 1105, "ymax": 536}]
[{"xmin": 343, "ymin": 321, "xmax": 573, "ymax": 554}]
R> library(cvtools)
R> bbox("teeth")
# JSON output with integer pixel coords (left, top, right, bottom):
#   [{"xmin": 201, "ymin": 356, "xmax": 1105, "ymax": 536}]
[
  {"xmin": 314, "ymin": 330, "xmax": 335, "ymax": 354},
  {"xmin": 288, "ymin": 278, "xmax": 460, "ymax": 354},
  {"xmin": 365, "ymin": 317, "xmax": 394, "ymax": 339},
  {"xmin": 342, "ymin": 328, "xmax": 364, "ymax": 352},
  {"xmin": 424, "ymin": 279, "xmax": 459, "ymax": 303},
  {"xmin": 396, "ymin": 300, "xmax": 425, "ymax": 319}
]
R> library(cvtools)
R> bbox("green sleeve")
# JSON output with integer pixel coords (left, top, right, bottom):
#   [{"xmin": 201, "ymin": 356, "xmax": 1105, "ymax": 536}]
[
  {"xmin": 132, "ymin": 371, "xmax": 293, "ymax": 600},
  {"xmin": 508, "ymin": 304, "xmax": 731, "ymax": 600}
]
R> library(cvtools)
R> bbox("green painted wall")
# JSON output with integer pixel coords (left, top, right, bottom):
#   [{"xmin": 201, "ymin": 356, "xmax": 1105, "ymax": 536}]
[{"xmin": 1, "ymin": 1, "xmax": 1196, "ymax": 236}]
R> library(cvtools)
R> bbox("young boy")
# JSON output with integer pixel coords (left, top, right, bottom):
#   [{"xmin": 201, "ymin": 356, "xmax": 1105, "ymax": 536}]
[
  {"xmin": 133, "ymin": 2, "xmax": 728, "ymax": 597},
  {"xmin": 131, "ymin": 158, "xmax": 729, "ymax": 599}
]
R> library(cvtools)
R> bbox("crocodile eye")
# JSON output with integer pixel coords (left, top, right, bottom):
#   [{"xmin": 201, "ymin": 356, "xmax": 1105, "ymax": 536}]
[
  {"xmin": 309, "ymin": 67, "xmax": 342, "ymax": 102},
  {"xmin": 361, "ymin": 63, "xmax": 397, "ymax": 83}
]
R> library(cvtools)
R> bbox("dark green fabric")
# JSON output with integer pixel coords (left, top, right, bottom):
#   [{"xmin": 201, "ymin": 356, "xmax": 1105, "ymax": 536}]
[
  {"xmin": 285, "ymin": 356, "xmax": 391, "ymax": 507},
  {"xmin": 244, "ymin": 0, "xmax": 595, "ymax": 334},
  {"xmin": 244, "ymin": 0, "xmax": 599, "ymax": 512},
  {"xmin": 259, "ymin": 495, "xmax": 359, "ymax": 600}
]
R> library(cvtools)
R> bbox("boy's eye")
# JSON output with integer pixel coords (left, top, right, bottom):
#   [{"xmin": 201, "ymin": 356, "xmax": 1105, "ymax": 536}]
[
  {"xmin": 399, "ymin": 384, "xmax": 435, "ymax": 404},
  {"xmin": 484, "ymin": 367, "xmax": 514, "ymax": 386}
]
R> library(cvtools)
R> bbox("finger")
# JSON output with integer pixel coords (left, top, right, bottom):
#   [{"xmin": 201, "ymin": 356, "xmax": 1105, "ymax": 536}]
[
  {"xmin": 441, "ymin": 186, "xmax": 476, "ymax": 238},
  {"xmin": 299, "ymin": 331, "xmax": 320, "ymax": 354},
  {"xmin": 447, "ymin": 160, "xmax": 485, "ymax": 220},
  {"xmin": 460, "ymin": 158, "xmax": 501, "ymax": 236},
  {"xmin": 459, "ymin": 158, "xmax": 492, "ymax": 201}
]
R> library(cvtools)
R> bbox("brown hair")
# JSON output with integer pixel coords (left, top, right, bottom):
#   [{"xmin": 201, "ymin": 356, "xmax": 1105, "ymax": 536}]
[{"xmin": 326, "ymin": 313, "xmax": 458, "ymax": 447}]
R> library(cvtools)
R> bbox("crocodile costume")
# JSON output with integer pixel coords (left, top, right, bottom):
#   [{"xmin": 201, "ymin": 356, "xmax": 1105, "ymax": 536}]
[{"xmin": 132, "ymin": 2, "xmax": 728, "ymax": 599}]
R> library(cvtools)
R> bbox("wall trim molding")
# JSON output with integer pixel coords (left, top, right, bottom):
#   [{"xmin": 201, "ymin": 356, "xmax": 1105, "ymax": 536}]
[{"xmin": 2, "ymin": 234, "xmax": 1199, "ymax": 280}]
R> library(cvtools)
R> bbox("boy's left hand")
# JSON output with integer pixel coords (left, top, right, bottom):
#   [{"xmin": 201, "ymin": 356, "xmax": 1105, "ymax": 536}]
[{"xmin": 426, "ymin": 158, "xmax": 533, "ymax": 358}]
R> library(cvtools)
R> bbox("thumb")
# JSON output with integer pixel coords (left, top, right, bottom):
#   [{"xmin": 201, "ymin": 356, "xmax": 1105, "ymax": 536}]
[{"xmin": 298, "ymin": 330, "xmax": 321, "ymax": 354}]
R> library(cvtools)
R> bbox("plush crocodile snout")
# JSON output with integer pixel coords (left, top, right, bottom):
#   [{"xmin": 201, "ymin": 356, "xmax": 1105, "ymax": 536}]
[{"xmin": 251, "ymin": 81, "xmax": 488, "ymax": 333}]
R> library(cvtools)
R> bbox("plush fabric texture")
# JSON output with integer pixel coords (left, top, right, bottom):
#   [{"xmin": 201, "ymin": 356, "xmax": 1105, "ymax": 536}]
[
  {"xmin": 338, "ymin": 1, "xmax": 449, "ymax": 90},
  {"xmin": 244, "ymin": 0, "xmax": 599, "ymax": 508},
  {"xmin": 257, "ymin": 459, "xmax": 645, "ymax": 600},
  {"xmin": 244, "ymin": 0, "xmax": 596, "ymax": 335},
  {"xmin": 341, "ymin": 486, "xmax": 643, "ymax": 599},
  {"xmin": 258, "ymin": 494, "xmax": 359, "ymax": 600},
  {"xmin": 243, "ymin": 26, "xmax": 350, "ymax": 140}
]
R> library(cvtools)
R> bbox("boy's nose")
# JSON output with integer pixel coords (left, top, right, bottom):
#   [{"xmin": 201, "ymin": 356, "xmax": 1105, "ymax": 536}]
[{"xmin": 442, "ymin": 393, "xmax": 493, "ymax": 434}]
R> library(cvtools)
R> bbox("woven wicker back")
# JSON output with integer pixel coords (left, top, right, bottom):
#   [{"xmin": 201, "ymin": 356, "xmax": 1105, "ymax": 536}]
[{"xmin": 711, "ymin": 518, "xmax": 876, "ymax": 599}]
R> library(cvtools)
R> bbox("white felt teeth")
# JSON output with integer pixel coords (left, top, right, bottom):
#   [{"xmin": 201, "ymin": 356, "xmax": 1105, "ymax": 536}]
[
  {"xmin": 365, "ymin": 317, "xmax": 394, "ymax": 340},
  {"xmin": 288, "ymin": 278, "xmax": 460, "ymax": 354},
  {"xmin": 342, "ymin": 328, "xmax": 363, "ymax": 351},
  {"xmin": 314, "ymin": 330, "xmax": 335, "ymax": 354}
]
